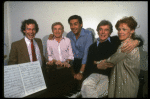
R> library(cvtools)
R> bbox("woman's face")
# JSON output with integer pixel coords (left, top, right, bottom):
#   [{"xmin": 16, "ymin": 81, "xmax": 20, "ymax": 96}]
[{"xmin": 117, "ymin": 23, "xmax": 134, "ymax": 41}]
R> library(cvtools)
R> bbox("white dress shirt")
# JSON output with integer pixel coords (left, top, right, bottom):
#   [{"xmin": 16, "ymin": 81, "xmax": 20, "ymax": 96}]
[
  {"xmin": 24, "ymin": 36, "xmax": 42, "ymax": 66},
  {"xmin": 47, "ymin": 36, "xmax": 74, "ymax": 62}
]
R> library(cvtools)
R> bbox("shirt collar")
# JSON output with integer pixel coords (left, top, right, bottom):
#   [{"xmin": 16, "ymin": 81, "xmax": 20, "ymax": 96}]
[
  {"xmin": 97, "ymin": 37, "xmax": 111, "ymax": 46},
  {"xmin": 25, "ymin": 36, "xmax": 32, "ymax": 45},
  {"xmin": 24, "ymin": 36, "xmax": 36, "ymax": 45},
  {"xmin": 52, "ymin": 36, "xmax": 65, "ymax": 40},
  {"xmin": 72, "ymin": 28, "xmax": 85, "ymax": 37},
  {"xmin": 80, "ymin": 28, "xmax": 86, "ymax": 36}
]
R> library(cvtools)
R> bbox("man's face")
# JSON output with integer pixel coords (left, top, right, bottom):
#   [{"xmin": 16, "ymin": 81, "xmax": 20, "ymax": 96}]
[
  {"xmin": 23, "ymin": 24, "xmax": 36, "ymax": 40},
  {"xmin": 118, "ymin": 23, "xmax": 134, "ymax": 41},
  {"xmin": 98, "ymin": 25, "xmax": 111, "ymax": 43},
  {"xmin": 69, "ymin": 19, "xmax": 82, "ymax": 35},
  {"xmin": 52, "ymin": 24, "xmax": 64, "ymax": 38}
]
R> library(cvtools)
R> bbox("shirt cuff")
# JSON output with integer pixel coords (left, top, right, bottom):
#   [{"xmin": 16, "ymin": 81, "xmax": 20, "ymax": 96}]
[
  {"xmin": 67, "ymin": 56, "xmax": 74, "ymax": 61},
  {"xmin": 82, "ymin": 60, "xmax": 86, "ymax": 65},
  {"xmin": 48, "ymin": 57, "xmax": 53, "ymax": 61}
]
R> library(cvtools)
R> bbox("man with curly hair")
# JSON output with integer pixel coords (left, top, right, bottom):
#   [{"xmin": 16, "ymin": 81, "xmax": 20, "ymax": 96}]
[{"xmin": 8, "ymin": 19, "xmax": 45, "ymax": 67}]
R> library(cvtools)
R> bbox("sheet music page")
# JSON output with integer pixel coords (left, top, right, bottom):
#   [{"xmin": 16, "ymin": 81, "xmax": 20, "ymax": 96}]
[
  {"xmin": 4, "ymin": 61, "xmax": 47, "ymax": 98},
  {"xmin": 4, "ymin": 65, "xmax": 25, "ymax": 98},
  {"xmin": 19, "ymin": 61, "xmax": 46, "ymax": 96}
]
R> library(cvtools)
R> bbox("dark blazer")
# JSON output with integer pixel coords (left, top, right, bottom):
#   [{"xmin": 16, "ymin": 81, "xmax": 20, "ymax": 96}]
[{"xmin": 8, "ymin": 38, "xmax": 45, "ymax": 66}]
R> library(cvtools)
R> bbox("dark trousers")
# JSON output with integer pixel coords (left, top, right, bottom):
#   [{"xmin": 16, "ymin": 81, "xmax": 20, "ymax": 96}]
[
  {"xmin": 72, "ymin": 58, "xmax": 84, "ymax": 89},
  {"xmin": 72, "ymin": 58, "xmax": 82, "ymax": 74}
]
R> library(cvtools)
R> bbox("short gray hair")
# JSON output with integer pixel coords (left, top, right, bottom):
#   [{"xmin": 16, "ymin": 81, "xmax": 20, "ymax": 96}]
[
  {"xmin": 96, "ymin": 20, "xmax": 113, "ymax": 34},
  {"xmin": 51, "ymin": 22, "xmax": 64, "ymax": 30}
]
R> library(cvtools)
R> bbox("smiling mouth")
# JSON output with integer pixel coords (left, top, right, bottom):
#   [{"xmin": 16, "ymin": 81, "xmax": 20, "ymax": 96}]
[
  {"xmin": 100, "ymin": 34, "xmax": 106, "ymax": 37},
  {"xmin": 28, "ymin": 34, "xmax": 35, "ymax": 37},
  {"xmin": 29, "ymin": 34, "xmax": 34, "ymax": 36},
  {"xmin": 118, "ymin": 34, "xmax": 125, "ymax": 37},
  {"xmin": 71, "ymin": 29, "xmax": 77, "ymax": 32},
  {"xmin": 55, "ymin": 33, "xmax": 61, "ymax": 34}
]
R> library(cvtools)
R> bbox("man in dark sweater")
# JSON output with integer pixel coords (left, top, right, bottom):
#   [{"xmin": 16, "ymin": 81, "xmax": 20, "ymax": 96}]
[
  {"xmin": 81, "ymin": 20, "xmax": 143, "ymax": 98},
  {"xmin": 84, "ymin": 36, "xmax": 119, "ymax": 78},
  {"xmin": 84, "ymin": 20, "xmax": 143, "ymax": 79}
]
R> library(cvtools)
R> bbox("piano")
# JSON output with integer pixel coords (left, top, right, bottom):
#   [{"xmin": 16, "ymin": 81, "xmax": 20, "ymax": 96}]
[
  {"xmin": 24, "ymin": 65, "xmax": 82, "ymax": 98},
  {"xmin": 64, "ymin": 89, "xmax": 81, "ymax": 98}
]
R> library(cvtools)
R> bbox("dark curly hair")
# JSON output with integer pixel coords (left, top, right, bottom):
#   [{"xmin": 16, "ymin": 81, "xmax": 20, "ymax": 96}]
[
  {"xmin": 21, "ymin": 19, "xmax": 39, "ymax": 35},
  {"xmin": 68, "ymin": 15, "xmax": 83, "ymax": 25}
]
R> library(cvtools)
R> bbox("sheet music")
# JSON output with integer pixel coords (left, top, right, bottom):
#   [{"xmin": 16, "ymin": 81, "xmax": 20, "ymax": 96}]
[
  {"xmin": 4, "ymin": 61, "xmax": 47, "ymax": 98},
  {"xmin": 4, "ymin": 65, "xmax": 25, "ymax": 98}
]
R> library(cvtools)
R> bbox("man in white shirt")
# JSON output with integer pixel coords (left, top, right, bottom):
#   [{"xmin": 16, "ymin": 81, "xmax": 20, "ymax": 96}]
[{"xmin": 46, "ymin": 22, "xmax": 74, "ymax": 68}]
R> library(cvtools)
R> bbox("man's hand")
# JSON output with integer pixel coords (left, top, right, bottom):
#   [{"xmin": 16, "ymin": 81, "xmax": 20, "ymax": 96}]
[
  {"xmin": 55, "ymin": 60, "xmax": 63, "ymax": 66},
  {"xmin": 121, "ymin": 39, "xmax": 139, "ymax": 53},
  {"xmin": 97, "ymin": 60, "xmax": 114, "ymax": 70},
  {"xmin": 74, "ymin": 73, "xmax": 83, "ymax": 80},
  {"xmin": 46, "ymin": 60, "xmax": 54, "ymax": 72},
  {"xmin": 46, "ymin": 60, "xmax": 54, "ymax": 66},
  {"xmin": 73, "ymin": 64, "xmax": 85, "ymax": 80},
  {"xmin": 63, "ymin": 61, "xmax": 71, "ymax": 68},
  {"xmin": 48, "ymin": 34, "xmax": 54, "ymax": 40}
]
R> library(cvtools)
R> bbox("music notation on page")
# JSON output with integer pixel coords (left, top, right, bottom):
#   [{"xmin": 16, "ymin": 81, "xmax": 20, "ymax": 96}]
[{"xmin": 4, "ymin": 61, "xmax": 47, "ymax": 98}]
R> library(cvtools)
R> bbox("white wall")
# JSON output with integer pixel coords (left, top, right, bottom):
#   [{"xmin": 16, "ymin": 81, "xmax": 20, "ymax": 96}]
[{"xmin": 4, "ymin": 1, "xmax": 148, "ymax": 69}]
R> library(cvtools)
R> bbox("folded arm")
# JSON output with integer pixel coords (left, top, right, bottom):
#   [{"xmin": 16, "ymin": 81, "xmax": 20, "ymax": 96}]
[
  {"xmin": 96, "ymin": 46, "xmax": 127, "ymax": 69},
  {"xmin": 105, "ymin": 49, "xmax": 127, "ymax": 65}
]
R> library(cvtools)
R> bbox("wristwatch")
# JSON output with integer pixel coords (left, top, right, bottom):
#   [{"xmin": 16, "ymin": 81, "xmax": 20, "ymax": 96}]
[{"xmin": 79, "ymin": 71, "xmax": 83, "ymax": 74}]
